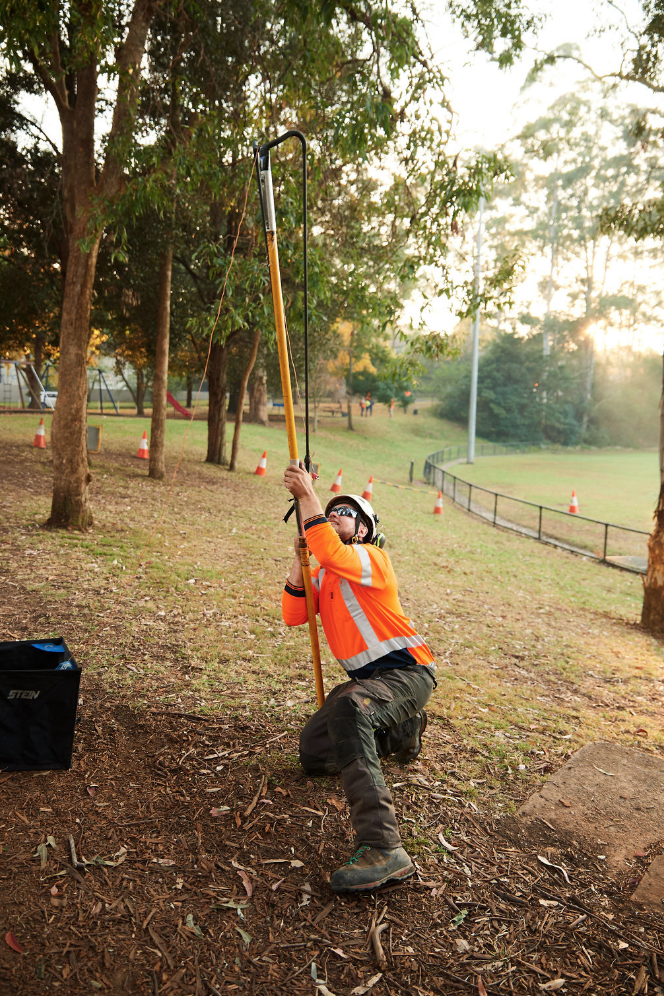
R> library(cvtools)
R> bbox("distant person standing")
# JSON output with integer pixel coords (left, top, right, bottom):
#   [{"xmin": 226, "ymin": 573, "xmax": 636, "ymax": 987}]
[
  {"xmin": 366, "ymin": 392, "xmax": 373, "ymax": 416},
  {"xmin": 389, "ymin": 398, "xmax": 395, "ymax": 418},
  {"xmin": 360, "ymin": 397, "xmax": 366, "ymax": 417}
]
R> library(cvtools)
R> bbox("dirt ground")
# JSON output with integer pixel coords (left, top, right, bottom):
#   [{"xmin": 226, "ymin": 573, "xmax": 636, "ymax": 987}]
[{"xmin": 1, "ymin": 427, "xmax": 664, "ymax": 995}]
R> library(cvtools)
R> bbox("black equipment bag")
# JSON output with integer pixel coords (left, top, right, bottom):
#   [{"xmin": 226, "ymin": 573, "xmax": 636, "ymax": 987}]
[{"xmin": 0, "ymin": 637, "xmax": 81, "ymax": 771}]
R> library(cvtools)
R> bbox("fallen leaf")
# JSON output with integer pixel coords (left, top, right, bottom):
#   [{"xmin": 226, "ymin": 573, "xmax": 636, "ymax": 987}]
[
  {"xmin": 237, "ymin": 869, "xmax": 253, "ymax": 898},
  {"xmin": 152, "ymin": 858, "xmax": 176, "ymax": 866},
  {"xmin": 350, "ymin": 974, "xmax": 382, "ymax": 995},
  {"xmin": 437, "ymin": 832, "xmax": 458, "ymax": 852},
  {"xmin": 537, "ymin": 854, "xmax": 571, "ymax": 884},
  {"xmin": 5, "ymin": 932, "xmax": 24, "ymax": 954},
  {"xmin": 539, "ymin": 899, "xmax": 559, "ymax": 907},
  {"xmin": 271, "ymin": 877, "xmax": 285, "ymax": 892},
  {"xmin": 634, "ymin": 851, "xmax": 648, "ymax": 858},
  {"xmin": 209, "ymin": 807, "xmax": 230, "ymax": 816},
  {"xmin": 633, "ymin": 965, "xmax": 647, "ymax": 994},
  {"xmin": 185, "ymin": 913, "xmax": 204, "ymax": 938},
  {"xmin": 91, "ymin": 902, "xmax": 103, "ymax": 915},
  {"xmin": 315, "ymin": 985, "xmax": 338, "ymax": 996},
  {"xmin": 538, "ymin": 981, "xmax": 566, "ymax": 991},
  {"xmin": 330, "ymin": 947, "xmax": 348, "ymax": 959},
  {"xmin": 477, "ymin": 976, "xmax": 488, "ymax": 996},
  {"xmin": 235, "ymin": 926, "xmax": 252, "ymax": 946},
  {"xmin": 455, "ymin": 938, "xmax": 471, "ymax": 953},
  {"xmin": 86, "ymin": 786, "xmax": 96, "ymax": 797},
  {"xmin": 290, "ymin": 859, "xmax": 304, "ymax": 868},
  {"xmin": 34, "ymin": 843, "xmax": 49, "ymax": 869},
  {"xmin": 326, "ymin": 797, "xmax": 345, "ymax": 811},
  {"xmin": 559, "ymin": 798, "xmax": 572, "ymax": 807}
]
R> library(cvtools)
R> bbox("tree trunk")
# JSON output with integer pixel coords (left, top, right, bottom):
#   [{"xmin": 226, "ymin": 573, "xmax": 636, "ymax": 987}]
[
  {"xmin": 136, "ymin": 368, "xmax": 146, "ymax": 417},
  {"xmin": 186, "ymin": 375, "xmax": 193, "ymax": 409},
  {"xmin": 229, "ymin": 328, "xmax": 261, "ymax": 471},
  {"xmin": 227, "ymin": 379, "xmax": 240, "ymax": 416},
  {"xmin": 248, "ymin": 360, "xmax": 269, "ymax": 426},
  {"xmin": 580, "ymin": 334, "xmax": 595, "ymax": 435},
  {"xmin": 149, "ymin": 243, "xmax": 173, "ymax": 481},
  {"xmin": 47, "ymin": 227, "xmax": 101, "ymax": 529},
  {"xmin": 25, "ymin": 363, "xmax": 43, "ymax": 409},
  {"xmin": 641, "ymin": 353, "xmax": 664, "ymax": 634},
  {"xmin": 347, "ymin": 341, "xmax": 354, "ymax": 431},
  {"xmin": 206, "ymin": 340, "xmax": 229, "ymax": 464}
]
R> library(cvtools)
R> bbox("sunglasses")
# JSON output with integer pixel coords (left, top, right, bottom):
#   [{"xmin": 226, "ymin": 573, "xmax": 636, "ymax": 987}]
[{"xmin": 330, "ymin": 505, "xmax": 358, "ymax": 518}]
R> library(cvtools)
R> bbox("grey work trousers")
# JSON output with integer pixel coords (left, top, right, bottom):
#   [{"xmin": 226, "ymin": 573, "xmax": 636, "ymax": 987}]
[{"xmin": 299, "ymin": 664, "xmax": 434, "ymax": 849}]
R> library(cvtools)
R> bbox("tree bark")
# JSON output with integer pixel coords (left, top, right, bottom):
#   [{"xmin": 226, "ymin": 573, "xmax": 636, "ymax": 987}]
[
  {"xmin": 641, "ymin": 353, "xmax": 664, "ymax": 634},
  {"xmin": 206, "ymin": 340, "xmax": 229, "ymax": 464},
  {"xmin": 47, "ymin": 224, "xmax": 101, "ymax": 529},
  {"xmin": 229, "ymin": 328, "xmax": 261, "ymax": 471},
  {"xmin": 186, "ymin": 375, "xmax": 193, "ymax": 409},
  {"xmin": 24, "ymin": 363, "xmax": 43, "ymax": 409},
  {"xmin": 248, "ymin": 360, "xmax": 269, "ymax": 425},
  {"xmin": 40, "ymin": 0, "xmax": 156, "ymax": 529},
  {"xmin": 136, "ymin": 369, "xmax": 146, "ymax": 418},
  {"xmin": 347, "ymin": 337, "xmax": 354, "ymax": 431},
  {"xmin": 149, "ymin": 243, "xmax": 173, "ymax": 480}
]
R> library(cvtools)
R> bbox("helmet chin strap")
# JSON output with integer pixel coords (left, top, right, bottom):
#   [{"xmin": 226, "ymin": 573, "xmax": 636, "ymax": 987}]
[{"xmin": 347, "ymin": 516, "xmax": 363, "ymax": 545}]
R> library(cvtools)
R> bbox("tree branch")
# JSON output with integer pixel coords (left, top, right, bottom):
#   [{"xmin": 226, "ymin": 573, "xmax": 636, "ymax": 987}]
[{"xmin": 99, "ymin": 0, "xmax": 158, "ymax": 200}]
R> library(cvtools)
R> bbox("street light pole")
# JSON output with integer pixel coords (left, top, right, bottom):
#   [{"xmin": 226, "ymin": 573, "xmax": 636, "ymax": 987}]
[{"xmin": 467, "ymin": 195, "xmax": 484, "ymax": 464}]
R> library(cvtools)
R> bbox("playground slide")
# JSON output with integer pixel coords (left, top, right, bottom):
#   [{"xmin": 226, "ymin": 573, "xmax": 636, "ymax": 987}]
[{"xmin": 166, "ymin": 391, "xmax": 192, "ymax": 417}]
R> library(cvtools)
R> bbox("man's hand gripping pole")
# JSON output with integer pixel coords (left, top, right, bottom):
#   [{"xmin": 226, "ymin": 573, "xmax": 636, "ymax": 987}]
[{"xmin": 255, "ymin": 135, "xmax": 325, "ymax": 708}]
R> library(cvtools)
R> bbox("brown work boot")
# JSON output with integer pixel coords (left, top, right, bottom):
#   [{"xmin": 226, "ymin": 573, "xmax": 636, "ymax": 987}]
[{"xmin": 329, "ymin": 844, "xmax": 414, "ymax": 893}]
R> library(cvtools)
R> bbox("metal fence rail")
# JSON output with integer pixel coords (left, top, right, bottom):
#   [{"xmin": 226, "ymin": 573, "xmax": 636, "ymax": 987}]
[{"xmin": 423, "ymin": 454, "xmax": 649, "ymax": 575}]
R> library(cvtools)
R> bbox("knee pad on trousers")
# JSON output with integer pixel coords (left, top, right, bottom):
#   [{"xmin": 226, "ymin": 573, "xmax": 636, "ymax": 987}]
[{"xmin": 330, "ymin": 694, "xmax": 371, "ymax": 771}]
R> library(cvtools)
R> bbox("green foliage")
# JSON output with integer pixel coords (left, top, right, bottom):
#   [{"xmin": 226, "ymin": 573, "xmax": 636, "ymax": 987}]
[
  {"xmin": 447, "ymin": 0, "xmax": 540, "ymax": 67},
  {"xmin": 433, "ymin": 331, "xmax": 660, "ymax": 448}
]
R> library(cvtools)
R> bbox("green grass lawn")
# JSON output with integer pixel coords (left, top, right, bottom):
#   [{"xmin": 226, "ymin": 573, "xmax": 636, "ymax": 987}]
[
  {"xmin": 445, "ymin": 449, "xmax": 659, "ymax": 531},
  {"xmin": 1, "ymin": 405, "xmax": 663, "ymax": 810}
]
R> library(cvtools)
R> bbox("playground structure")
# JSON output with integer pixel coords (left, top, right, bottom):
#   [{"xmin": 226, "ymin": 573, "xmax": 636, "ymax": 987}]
[{"xmin": 0, "ymin": 359, "xmax": 51, "ymax": 410}]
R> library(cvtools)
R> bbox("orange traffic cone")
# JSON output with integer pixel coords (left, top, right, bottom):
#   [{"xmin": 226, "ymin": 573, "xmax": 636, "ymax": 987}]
[
  {"xmin": 330, "ymin": 468, "xmax": 343, "ymax": 493},
  {"xmin": 568, "ymin": 490, "xmax": 579, "ymax": 514},
  {"xmin": 433, "ymin": 490, "xmax": 443, "ymax": 515},
  {"xmin": 362, "ymin": 476, "xmax": 373, "ymax": 500},
  {"xmin": 255, "ymin": 451, "xmax": 267, "ymax": 476},
  {"xmin": 136, "ymin": 430, "xmax": 149, "ymax": 459},
  {"xmin": 33, "ymin": 418, "xmax": 46, "ymax": 449}
]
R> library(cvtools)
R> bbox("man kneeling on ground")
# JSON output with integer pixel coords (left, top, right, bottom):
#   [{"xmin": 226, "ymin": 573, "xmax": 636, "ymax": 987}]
[{"xmin": 282, "ymin": 463, "xmax": 436, "ymax": 893}]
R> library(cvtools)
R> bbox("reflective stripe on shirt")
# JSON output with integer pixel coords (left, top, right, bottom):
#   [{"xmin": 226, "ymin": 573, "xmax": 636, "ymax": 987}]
[
  {"xmin": 355, "ymin": 545, "xmax": 372, "ymax": 586},
  {"xmin": 338, "ymin": 579, "xmax": 426, "ymax": 671},
  {"xmin": 312, "ymin": 568, "xmax": 325, "ymax": 593}
]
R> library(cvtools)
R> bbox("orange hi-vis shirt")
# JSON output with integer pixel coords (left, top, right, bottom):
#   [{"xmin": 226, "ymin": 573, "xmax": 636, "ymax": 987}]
[{"xmin": 282, "ymin": 515, "xmax": 435, "ymax": 677}]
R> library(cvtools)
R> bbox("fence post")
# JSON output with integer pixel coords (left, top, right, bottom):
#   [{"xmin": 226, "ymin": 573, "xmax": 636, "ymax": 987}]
[
  {"xmin": 468, "ymin": 483, "xmax": 472, "ymax": 511},
  {"xmin": 538, "ymin": 506, "xmax": 542, "ymax": 541},
  {"xmin": 603, "ymin": 523, "xmax": 608, "ymax": 562},
  {"xmin": 453, "ymin": 476, "xmax": 456, "ymax": 503},
  {"xmin": 409, "ymin": 460, "xmax": 414, "ymax": 483},
  {"xmin": 493, "ymin": 492, "xmax": 498, "ymax": 526}
]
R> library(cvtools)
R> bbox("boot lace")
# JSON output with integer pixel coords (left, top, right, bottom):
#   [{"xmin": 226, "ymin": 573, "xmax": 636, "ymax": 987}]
[{"xmin": 345, "ymin": 845, "xmax": 371, "ymax": 865}]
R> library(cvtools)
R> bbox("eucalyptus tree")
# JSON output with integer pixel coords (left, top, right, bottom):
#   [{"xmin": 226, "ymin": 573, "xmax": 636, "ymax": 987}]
[{"xmin": 0, "ymin": 0, "xmax": 535, "ymax": 525}]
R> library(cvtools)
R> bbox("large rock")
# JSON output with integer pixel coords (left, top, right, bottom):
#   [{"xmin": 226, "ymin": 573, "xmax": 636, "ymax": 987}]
[{"xmin": 518, "ymin": 742, "xmax": 664, "ymax": 874}]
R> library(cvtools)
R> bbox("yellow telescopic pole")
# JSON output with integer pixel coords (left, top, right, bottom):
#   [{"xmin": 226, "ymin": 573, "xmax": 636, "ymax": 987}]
[{"xmin": 259, "ymin": 149, "xmax": 325, "ymax": 708}]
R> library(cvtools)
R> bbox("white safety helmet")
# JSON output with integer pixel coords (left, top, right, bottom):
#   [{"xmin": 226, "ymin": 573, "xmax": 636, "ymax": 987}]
[{"xmin": 325, "ymin": 493, "xmax": 380, "ymax": 544}]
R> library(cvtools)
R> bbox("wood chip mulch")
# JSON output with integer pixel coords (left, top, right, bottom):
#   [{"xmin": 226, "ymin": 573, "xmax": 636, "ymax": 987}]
[{"xmin": 1, "ymin": 683, "xmax": 663, "ymax": 996}]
